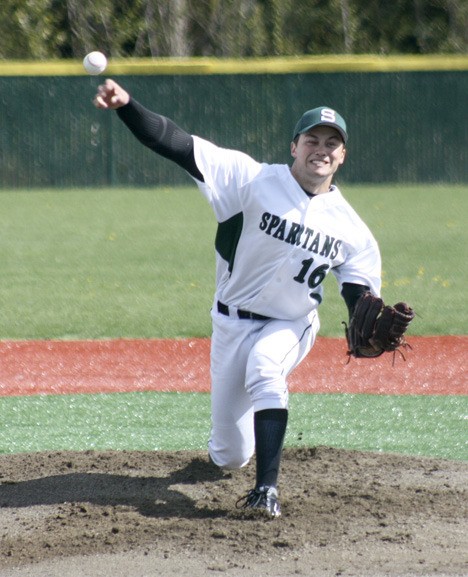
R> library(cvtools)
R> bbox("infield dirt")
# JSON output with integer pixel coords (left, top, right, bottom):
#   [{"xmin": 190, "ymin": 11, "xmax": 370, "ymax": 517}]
[
  {"xmin": 0, "ymin": 447, "xmax": 467, "ymax": 577},
  {"xmin": 0, "ymin": 336, "xmax": 466, "ymax": 396},
  {"xmin": 0, "ymin": 337, "xmax": 467, "ymax": 576}
]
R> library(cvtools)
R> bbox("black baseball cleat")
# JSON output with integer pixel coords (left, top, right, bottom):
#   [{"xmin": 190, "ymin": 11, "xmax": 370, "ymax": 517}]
[{"xmin": 235, "ymin": 485, "xmax": 281, "ymax": 517}]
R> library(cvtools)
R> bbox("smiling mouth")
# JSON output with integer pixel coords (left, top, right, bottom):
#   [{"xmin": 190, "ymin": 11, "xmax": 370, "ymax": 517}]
[{"xmin": 311, "ymin": 159, "xmax": 327, "ymax": 166}]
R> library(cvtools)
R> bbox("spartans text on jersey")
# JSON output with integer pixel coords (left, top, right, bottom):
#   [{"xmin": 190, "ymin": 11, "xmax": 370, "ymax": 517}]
[{"xmin": 259, "ymin": 211, "xmax": 342, "ymax": 258}]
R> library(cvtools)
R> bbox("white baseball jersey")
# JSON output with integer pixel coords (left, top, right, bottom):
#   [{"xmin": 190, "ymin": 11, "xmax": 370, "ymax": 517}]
[{"xmin": 192, "ymin": 136, "xmax": 381, "ymax": 321}]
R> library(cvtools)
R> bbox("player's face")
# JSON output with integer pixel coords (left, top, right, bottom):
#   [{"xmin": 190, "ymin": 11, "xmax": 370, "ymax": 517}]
[{"xmin": 290, "ymin": 126, "xmax": 346, "ymax": 192}]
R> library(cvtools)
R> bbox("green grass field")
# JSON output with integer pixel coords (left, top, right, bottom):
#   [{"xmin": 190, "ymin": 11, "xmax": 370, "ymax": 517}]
[
  {"xmin": 0, "ymin": 184, "xmax": 466, "ymax": 459},
  {"xmin": 0, "ymin": 184, "xmax": 466, "ymax": 339},
  {"xmin": 1, "ymin": 392, "xmax": 466, "ymax": 460}
]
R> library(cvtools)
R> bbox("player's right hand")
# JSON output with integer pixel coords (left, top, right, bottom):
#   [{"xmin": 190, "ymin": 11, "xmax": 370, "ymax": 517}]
[{"xmin": 93, "ymin": 79, "xmax": 130, "ymax": 110}]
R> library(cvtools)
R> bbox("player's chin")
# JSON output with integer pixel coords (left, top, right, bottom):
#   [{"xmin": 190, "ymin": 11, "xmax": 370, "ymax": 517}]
[{"xmin": 308, "ymin": 166, "xmax": 330, "ymax": 178}]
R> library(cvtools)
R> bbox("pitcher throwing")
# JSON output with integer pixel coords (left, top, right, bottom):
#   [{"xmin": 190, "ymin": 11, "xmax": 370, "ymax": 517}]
[{"xmin": 93, "ymin": 79, "xmax": 413, "ymax": 517}]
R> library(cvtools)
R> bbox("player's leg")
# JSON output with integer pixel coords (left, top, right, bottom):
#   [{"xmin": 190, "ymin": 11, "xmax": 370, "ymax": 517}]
[
  {"xmin": 207, "ymin": 312, "xmax": 258, "ymax": 469},
  {"xmin": 239, "ymin": 311, "xmax": 319, "ymax": 514},
  {"xmin": 246, "ymin": 310, "xmax": 319, "ymax": 410}
]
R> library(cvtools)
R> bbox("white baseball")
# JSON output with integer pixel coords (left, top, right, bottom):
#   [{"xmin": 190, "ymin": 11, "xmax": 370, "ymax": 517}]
[{"xmin": 83, "ymin": 51, "xmax": 107, "ymax": 76}]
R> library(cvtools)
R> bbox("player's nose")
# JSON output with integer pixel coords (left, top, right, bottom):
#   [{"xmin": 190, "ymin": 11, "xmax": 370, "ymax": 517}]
[{"xmin": 313, "ymin": 141, "xmax": 328, "ymax": 154}]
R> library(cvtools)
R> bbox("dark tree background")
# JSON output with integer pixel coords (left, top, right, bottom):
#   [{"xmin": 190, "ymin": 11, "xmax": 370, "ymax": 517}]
[{"xmin": 0, "ymin": 0, "xmax": 466, "ymax": 59}]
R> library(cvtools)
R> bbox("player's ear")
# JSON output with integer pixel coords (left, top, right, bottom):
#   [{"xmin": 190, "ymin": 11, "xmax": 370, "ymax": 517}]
[
  {"xmin": 339, "ymin": 146, "xmax": 347, "ymax": 164},
  {"xmin": 290, "ymin": 140, "xmax": 298, "ymax": 158}
]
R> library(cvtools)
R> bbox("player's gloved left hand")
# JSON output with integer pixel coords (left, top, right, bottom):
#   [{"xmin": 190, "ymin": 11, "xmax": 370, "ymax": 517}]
[{"xmin": 344, "ymin": 292, "xmax": 415, "ymax": 359}]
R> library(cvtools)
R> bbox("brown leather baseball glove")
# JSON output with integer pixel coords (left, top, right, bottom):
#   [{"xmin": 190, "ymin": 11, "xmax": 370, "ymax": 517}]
[{"xmin": 344, "ymin": 292, "xmax": 415, "ymax": 359}]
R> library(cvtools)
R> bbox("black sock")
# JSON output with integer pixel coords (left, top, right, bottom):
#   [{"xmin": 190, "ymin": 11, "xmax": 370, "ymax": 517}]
[{"xmin": 254, "ymin": 408, "xmax": 288, "ymax": 489}]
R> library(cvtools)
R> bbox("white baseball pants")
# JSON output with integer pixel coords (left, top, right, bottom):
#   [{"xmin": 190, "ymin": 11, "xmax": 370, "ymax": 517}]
[{"xmin": 208, "ymin": 306, "xmax": 319, "ymax": 469}]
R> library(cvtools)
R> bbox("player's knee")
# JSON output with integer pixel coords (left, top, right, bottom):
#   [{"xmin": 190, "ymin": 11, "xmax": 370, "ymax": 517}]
[{"xmin": 208, "ymin": 446, "xmax": 251, "ymax": 470}]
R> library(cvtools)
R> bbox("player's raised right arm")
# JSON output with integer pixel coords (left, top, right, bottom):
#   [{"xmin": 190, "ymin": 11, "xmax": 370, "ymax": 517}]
[
  {"xmin": 94, "ymin": 79, "xmax": 130, "ymax": 109},
  {"xmin": 93, "ymin": 79, "xmax": 203, "ymax": 181}
]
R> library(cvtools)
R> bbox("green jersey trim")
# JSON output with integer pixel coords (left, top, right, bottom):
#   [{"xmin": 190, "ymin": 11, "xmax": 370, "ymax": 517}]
[{"xmin": 215, "ymin": 212, "xmax": 244, "ymax": 273}]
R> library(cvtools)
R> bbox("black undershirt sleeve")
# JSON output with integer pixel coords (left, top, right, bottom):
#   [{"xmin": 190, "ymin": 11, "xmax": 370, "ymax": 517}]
[
  {"xmin": 341, "ymin": 282, "xmax": 370, "ymax": 319},
  {"xmin": 116, "ymin": 98, "xmax": 204, "ymax": 182}
]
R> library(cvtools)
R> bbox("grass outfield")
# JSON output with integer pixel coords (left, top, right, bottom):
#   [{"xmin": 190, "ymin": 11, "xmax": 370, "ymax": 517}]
[
  {"xmin": 0, "ymin": 184, "xmax": 466, "ymax": 459},
  {"xmin": 1, "ymin": 392, "xmax": 466, "ymax": 460},
  {"xmin": 0, "ymin": 184, "xmax": 466, "ymax": 339}
]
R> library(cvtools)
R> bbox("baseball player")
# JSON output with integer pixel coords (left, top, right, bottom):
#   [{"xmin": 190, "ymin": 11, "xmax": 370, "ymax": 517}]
[{"xmin": 93, "ymin": 79, "xmax": 382, "ymax": 517}]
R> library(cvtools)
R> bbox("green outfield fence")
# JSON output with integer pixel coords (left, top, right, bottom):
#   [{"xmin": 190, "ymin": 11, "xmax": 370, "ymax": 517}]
[{"xmin": 0, "ymin": 55, "xmax": 467, "ymax": 188}]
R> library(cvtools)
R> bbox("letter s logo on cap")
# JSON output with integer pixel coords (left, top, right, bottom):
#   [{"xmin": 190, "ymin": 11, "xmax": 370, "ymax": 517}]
[{"xmin": 320, "ymin": 109, "xmax": 336, "ymax": 122}]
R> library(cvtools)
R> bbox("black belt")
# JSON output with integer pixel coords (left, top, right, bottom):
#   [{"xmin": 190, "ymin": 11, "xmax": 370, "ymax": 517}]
[{"xmin": 217, "ymin": 301, "xmax": 270, "ymax": 321}]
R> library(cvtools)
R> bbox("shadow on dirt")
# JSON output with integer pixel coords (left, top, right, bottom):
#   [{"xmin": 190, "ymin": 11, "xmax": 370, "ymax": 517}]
[{"xmin": 0, "ymin": 456, "xmax": 230, "ymax": 519}]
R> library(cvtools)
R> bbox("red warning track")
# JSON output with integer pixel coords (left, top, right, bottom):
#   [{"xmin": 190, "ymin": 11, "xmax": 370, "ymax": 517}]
[{"xmin": 0, "ymin": 336, "xmax": 466, "ymax": 397}]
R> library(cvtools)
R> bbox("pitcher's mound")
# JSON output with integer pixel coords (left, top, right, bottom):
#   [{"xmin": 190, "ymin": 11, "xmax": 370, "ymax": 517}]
[{"xmin": 1, "ymin": 446, "xmax": 467, "ymax": 576}]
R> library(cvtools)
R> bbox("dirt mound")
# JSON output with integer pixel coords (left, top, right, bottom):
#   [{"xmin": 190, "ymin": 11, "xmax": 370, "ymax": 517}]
[{"xmin": 1, "ymin": 447, "xmax": 466, "ymax": 576}]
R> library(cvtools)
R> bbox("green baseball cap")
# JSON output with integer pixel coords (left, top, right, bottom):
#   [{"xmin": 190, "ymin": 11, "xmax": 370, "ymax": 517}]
[{"xmin": 293, "ymin": 106, "xmax": 348, "ymax": 143}]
